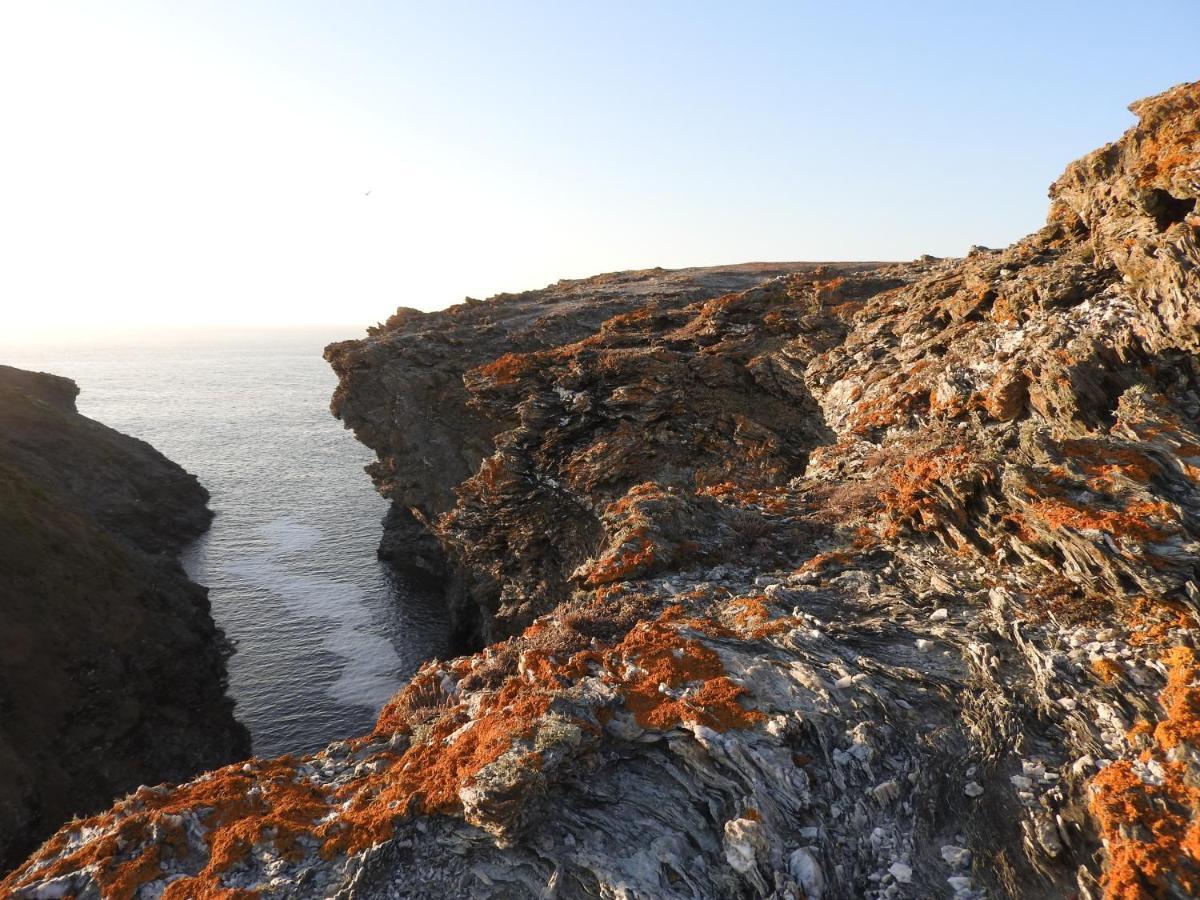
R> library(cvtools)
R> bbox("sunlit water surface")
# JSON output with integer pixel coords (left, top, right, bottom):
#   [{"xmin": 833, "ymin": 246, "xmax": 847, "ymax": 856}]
[{"xmin": 1, "ymin": 328, "xmax": 449, "ymax": 757}]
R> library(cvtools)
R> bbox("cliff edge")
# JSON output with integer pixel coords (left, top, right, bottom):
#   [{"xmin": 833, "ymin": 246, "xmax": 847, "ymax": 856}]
[
  {"xmin": 6, "ymin": 81, "xmax": 1200, "ymax": 899},
  {"xmin": 0, "ymin": 366, "xmax": 250, "ymax": 872}
]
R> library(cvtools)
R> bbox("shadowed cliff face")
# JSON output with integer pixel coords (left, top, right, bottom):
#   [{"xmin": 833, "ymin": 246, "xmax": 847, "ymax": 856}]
[
  {"xmin": 6, "ymin": 81, "xmax": 1200, "ymax": 899},
  {"xmin": 0, "ymin": 366, "xmax": 250, "ymax": 872}
]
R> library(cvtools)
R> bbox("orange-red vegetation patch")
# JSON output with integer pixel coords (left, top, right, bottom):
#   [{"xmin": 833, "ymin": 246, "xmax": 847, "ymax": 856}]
[
  {"xmin": 612, "ymin": 616, "xmax": 764, "ymax": 731},
  {"xmin": 1025, "ymin": 496, "xmax": 1176, "ymax": 544},
  {"xmin": 5, "ymin": 599, "xmax": 767, "ymax": 896},
  {"xmin": 797, "ymin": 550, "xmax": 853, "ymax": 574},
  {"xmin": 2, "ymin": 757, "xmax": 329, "ymax": 900},
  {"xmin": 1090, "ymin": 758, "xmax": 1200, "ymax": 899},
  {"xmin": 850, "ymin": 388, "xmax": 927, "ymax": 433},
  {"xmin": 1092, "ymin": 658, "xmax": 1126, "ymax": 684},
  {"xmin": 372, "ymin": 667, "xmax": 453, "ymax": 736},
  {"xmin": 1062, "ymin": 439, "xmax": 1162, "ymax": 491},
  {"xmin": 725, "ymin": 596, "xmax": 793, "ymax": 639},
  {"xmin": 1134, "ymin": 125, "xmax": 1200, "ymax": 186},
  {"xmin": 1019, "ymin": 576, "xmax": 1112, "ymax": 627},
  {"xmin": 1090, "ymin": 645, "xmax": 1200, "ymax": 898},
  {"xmin": 473, "ymin": 351, "xmax": 537, "ymax": 386},
  {"xmin": 877, "ymin": 445, "xmax": 985, "ymax": 539},
  {"xmin": 699, "ymin": 481, "xmax": 797, "ymax": 515},
  {"xmin": 586, "ymin": 526, "xmax": 659, "ymax": 586},
  {"xmin": 1124, "ymin": 597, "xmax": 1197, "ymax": 647},
  {"xmin": 1153, "ymin": 646, "xmax": 1200, "ymax": 751},
  {"xmin": 329, "ymin": 680, "xmax": 552, "ymax": 853}
]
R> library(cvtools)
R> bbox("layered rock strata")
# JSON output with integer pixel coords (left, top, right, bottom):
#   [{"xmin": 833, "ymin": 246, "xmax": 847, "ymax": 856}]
[
  {"xmin": 6, "ymin": 81, "xmax": 1200, "ymax": 899},
  {"xmin": 0, "ymin": 366, "xmax": 249, "ymax": 872}
]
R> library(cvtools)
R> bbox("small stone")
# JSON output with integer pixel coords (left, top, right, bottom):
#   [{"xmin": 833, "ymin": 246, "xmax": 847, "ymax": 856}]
[
  {"xmin": 872, "ymin": 780, "xmax": 900, "ymax": 804},
  {"xmin": 964, "ymin": 781, "xmax": 984, "ymax": 797},
  {"xmin": 789, "ymin": 848, "xmax": 824, "ymax": 899},
  {"xmin": 930, "ymin": 608, "xmax": 949, "ymax": 622},
  {"xmin": 941, "ymin": 845, "xmax": 972, "ymax": 868},
  {"xmin": 888, "ymin": 861, "xmax": 913, "ymax": 884},
  {"xmin": 1010, "ymin": 774, "xmax": 1034, "ymax": 789},
  {"xmin": 1071, "ymin": 755, "xmax": 1095, "ymax": 775},
  {"xmin": 915, "ymin": 638, "xmax": 934, "ymax": 651}
]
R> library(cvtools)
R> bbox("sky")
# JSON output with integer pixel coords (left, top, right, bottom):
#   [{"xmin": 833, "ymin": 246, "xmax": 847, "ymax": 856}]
[{"xmin": 1, "ymin": 2, "xmax": 1198, "ymax": 336}]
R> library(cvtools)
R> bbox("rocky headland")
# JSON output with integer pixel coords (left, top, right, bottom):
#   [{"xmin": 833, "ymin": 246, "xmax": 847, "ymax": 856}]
[
  {"xmin": 5, "ymin": 81, "xmax": 1200, "ymax": 898},
  {"xmin": 0, "ymin": 366, "xmax": 250, "ymax": 873}
]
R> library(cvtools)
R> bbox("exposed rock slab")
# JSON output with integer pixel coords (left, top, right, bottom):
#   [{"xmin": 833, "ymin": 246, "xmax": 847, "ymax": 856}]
[{"xmin": 6, "ymin": 81, "xmax": 1200, "ymax": 899}]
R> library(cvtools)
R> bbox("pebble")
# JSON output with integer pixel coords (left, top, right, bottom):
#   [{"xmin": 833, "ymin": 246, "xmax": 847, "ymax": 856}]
[
  {"xmin": 872, "ymin": 780, "xmax": 900, "ymax": 804},
  {"xmin": 941, "ymin": 845, "xmax": 972, "ymax": 868},
  {"xmin": 789, "ymin": 848, "xmax": 825, "ymax": 898},
  {"xmin": 930, "ymin": 608, "xmax": 949, "ymax": 622},
  {"xmin": 964, "ymin": 782, "xmax": 984, "ymax": 797},
  {"xmin": 888, "ymin": 861, "xmax": 913, "ymax": 884}
]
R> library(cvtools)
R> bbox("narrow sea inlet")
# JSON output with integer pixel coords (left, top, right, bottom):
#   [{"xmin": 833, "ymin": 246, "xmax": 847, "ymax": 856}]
[{"xmin": 0, "ymin": 327, "xmax": 449, "ymax": 756}]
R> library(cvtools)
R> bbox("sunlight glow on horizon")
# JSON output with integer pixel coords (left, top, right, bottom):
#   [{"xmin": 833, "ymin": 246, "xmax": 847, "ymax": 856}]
[{"xmin": 2, "ymin": 1, "xmax": 1198, "ymax": 335}]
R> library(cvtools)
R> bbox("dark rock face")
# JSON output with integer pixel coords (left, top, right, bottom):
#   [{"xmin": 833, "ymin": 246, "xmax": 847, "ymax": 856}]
[
  {"xmin": 7, "ymin": 82, "xmax": 1200, "ymax": 900},
  {"xmin": 0, "ymin": 366, "xmax": 249, "ymax": 872}
]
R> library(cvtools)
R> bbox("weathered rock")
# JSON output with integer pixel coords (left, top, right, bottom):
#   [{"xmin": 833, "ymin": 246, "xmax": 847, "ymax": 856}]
[
  {"xmin": 6, "ymin": 81, "xmax": 1200, "ymax": 899},
  {"xmin": 0, "ymin": 366, "xmax": 249, "ymax": 873}
]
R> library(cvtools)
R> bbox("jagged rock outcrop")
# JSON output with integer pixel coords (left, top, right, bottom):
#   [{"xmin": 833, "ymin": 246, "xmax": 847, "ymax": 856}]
[
  {"xmin": 0, "ymin": 366, "xmax": 250, "ymax": 873},
  {"xmin": 325, "ymin": 262, "xmax": 884, "ymax": 644},
  {"xmin": 6, "ymin": 81, "xmax": 1200, "ymax": 899}
]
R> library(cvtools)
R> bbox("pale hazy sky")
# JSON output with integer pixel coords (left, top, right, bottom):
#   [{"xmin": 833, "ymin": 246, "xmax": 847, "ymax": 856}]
[{"xmin": 2, "ymin": 2, "xmax": 1198, "ymax": 335}]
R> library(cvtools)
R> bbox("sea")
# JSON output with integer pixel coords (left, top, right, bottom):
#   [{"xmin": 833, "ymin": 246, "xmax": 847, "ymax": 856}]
[{"xmin": 0, "ymin": 327, "xmax": 449, "ymax": 757}]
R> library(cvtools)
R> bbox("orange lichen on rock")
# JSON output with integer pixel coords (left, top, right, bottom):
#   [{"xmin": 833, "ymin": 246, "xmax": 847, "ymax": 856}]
[
  {"xmin": 797, "ymin": 550, "xmax": 853, "ymax": 574},
  {"xmin": 849, "ymin": 388, "xmax": 927, "ymax": 433},
  {"xmin": 2, "ymin": 757, "xmax": 330, "ymax": 900},
  {"xmin": 332, "ymin": 682, "xmax": 551, "ymax": 847},
  {"xmin": 472, "ymin": 351, "xmax": 538, "ymax": 386},
  {"xmin": 725, "ymin": 596, "xmax": 793, "ymax": 639},
  {"xmin": 1062, "ymin": 439, "xmax": 1162, "ymax": 490},
  {"xmin": 1152, "ymin": 646, "xmax": 1200, "ymax": 751},
  {"xmin": 1089, "ymin": 758, "xmax": 1200, "ymax": 899},
  {"xmin": 698, "ymin": 481, "xmax": 797, "ymax": 515},
  {"xmin": 1089, "ymin": 644, "xmax": 1200, "ymax": 898},
  {"xmin": 1025, "ymin": 496, "xmax": 1175, "ymax": 544},
  {"xmin": 586, "ymin": 526, "xmax": 659, "ymax": 586},
  {"xmin": 1124, "ymin": 597, "xmax": 1196, "ymax": 647},
  {"xmin": 1092, "ymin": 657, "xmax": 1125, "ymax": 684},
  {"xmin": 601, "ymin": 611, "xmax": 764, "ymax": 732},
  {"xmin": 877, "ymin": 444, "xmax": 983, "ymax": 539}
]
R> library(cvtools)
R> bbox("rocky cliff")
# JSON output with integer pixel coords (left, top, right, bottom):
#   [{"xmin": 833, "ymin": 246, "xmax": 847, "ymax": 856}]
[
  {"xmin": 0, "ymin": 366, "xmax": 250, "ymax": 873},
  {"xmin": 5, "ymin": 81, "xmax": 1200, "ymax": 899}
]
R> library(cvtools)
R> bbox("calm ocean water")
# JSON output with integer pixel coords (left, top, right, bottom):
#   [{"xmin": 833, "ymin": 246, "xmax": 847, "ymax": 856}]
[{"xmin": 1, "ymin": 328, "xmax": 449, "ymax": 757}]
